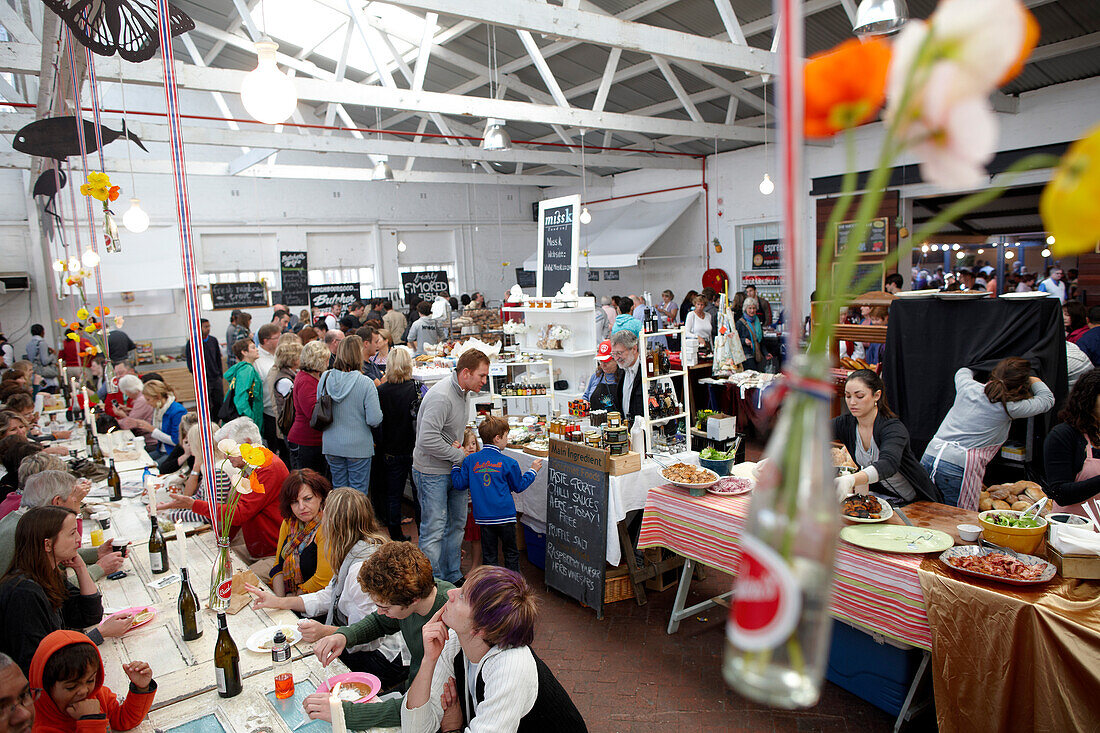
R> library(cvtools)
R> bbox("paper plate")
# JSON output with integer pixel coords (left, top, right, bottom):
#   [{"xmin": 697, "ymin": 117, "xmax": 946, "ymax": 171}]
[
  {"xmin": 840, "ymin": 524, "xmax": 954, "ymax": 553},
  {"xmin": 114, "ymin": 606, "xmax": 156, "ymax": 632},
  {"xmin": 317, "ymin": 672, "xmax": 382, "ymax": 704},
  {"xmin": 245, "ymin": 625, "xmax": 303, "ymax": 653},
  {"xmin": 939, "ymin": 545, "xmax": 1056, "ymax": 586}
]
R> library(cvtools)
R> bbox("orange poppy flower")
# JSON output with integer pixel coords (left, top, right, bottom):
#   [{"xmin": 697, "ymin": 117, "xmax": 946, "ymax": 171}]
[
  {"xmin": 998, "ymin": 5, "xmax": 1040, "ymax": 86},
  {"xmin": 108, "ymin": 186, "xmax": 120, "ymax": 202},
  {"xmin": 805, "ymin": 37, "xmax": 892, "ymax": 139}
]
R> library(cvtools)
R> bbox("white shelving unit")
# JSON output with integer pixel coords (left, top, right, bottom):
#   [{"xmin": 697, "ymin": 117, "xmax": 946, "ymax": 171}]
[
  {"xmin": 503, "ymin": 297, "xmax": 598, "ymax": 414},
  {"xmin": 640, "ymin": 327, "xmax": 692, "ymax": 456},
  {"xmin": 487, "ymin": 359, "xmax": 556, "ymax": 419}
]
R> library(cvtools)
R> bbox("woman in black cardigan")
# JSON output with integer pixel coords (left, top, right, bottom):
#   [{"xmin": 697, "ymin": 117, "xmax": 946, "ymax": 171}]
[
  {"xmin": 832, "ymin": 370, "xmax": 941, "ymax": 505},
  {"xmin": 0, "ymin": 506, "xmax": 132, "ymax": 673},
  {"xmin": 1043, "ymin": 368, "xmax": 1100, "ymax": 514}
]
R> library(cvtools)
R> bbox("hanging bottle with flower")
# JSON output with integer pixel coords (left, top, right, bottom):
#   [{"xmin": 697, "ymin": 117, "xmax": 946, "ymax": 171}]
[{"xmin": 79, "ymin": 171, "xmax": 122, "ymax": 253}]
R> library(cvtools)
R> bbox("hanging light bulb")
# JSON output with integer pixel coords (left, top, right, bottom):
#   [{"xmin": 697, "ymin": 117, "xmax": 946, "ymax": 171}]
[
  {"xmin": 951, "ymin": 243, "xmax": 961, "ymax": 251},
  {"xmin": 123, "ymin": 198, "xmax": 149, "ymax": 233},
  {"xmin": 930, "ymin": 244, "xmax": 939, "ymax": 252},
  {"xmin": 579, "ymin": 207, "xmax": 592, "ymax": 225},
  {"xmin": 977, "ymin": 248, "xmax": 984, "ymax": 254},
  {"xmin": 240, "ymin": 37, "xmax": 298, "ymax": 125},
  {"xmin": 758, "ymin": 173, "xmax": 774, "ymax": 195},
  {"xmin": 52, "ymin": 259, "xmax": 65, "ymax": 272},
  {"xmin": 81, "ymin": 248, "xmax": 101, "ymax": 268},
  {"xmin": 1041, "ymin": 248, "xmax": 1051, "ymax": 258},
  {"xmin": 853, "ymin": 0, "xmax": 909, "ymax": 36},
  {"xmin": 68, "ymin": 256, "xmax": 80, "ymax": 272},
  {"xmin": 372, "ymin": 158, "xmax": 395, "ymax": 181},
  {"xmin": 481, "ymin": 119, "xmax": 512, "ymax": 151},
  {"xmin": 1046, "ymin": 235, "xmax": 1056, "ymax": 245},
  {"xmin": 956, "ymin": 251, "xmax": 965, "ymax": 260},
  {"xmin": 1005, "ymin": 250, "xmax": 1015, "ymax": 260},
  {"xmin": 920, "ymin": 244, "xmax": 929, "ymax": 253},
  {"xmin": 397, "ymin": 240, "xmax": 407, "ymax": 252}
]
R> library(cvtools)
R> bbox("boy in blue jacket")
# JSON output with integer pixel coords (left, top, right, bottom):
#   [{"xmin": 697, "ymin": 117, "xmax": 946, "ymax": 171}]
[{"xmin": 451, "ymin": 416, "xmax": 542, "ymax": 571}]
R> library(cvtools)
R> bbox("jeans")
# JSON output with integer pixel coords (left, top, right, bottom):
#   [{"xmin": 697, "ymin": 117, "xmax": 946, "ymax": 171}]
[
  {"xmin": 288, "ymin": 442, "xmax": 328, "ymax": 478},
  {"xmin": 382, "ymin": 454, "xmax": 413, "ymax": 539},
  {"xmin": 479, "ymin": 521, "xmax": 520, "ymax": 571},
  {"xmin": 920, "ymin": 454, "xmax": 965, "ymax": 507},
  {"xmin": 328, "ymin": 455, "xmax": 372, "ymax": 494},
  {"xmin": 413, "ymin": 468, "xmax": 467, "ymax": 583}
]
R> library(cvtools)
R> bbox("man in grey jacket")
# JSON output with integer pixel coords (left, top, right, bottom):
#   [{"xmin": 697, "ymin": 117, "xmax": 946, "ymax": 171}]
[{"xmin": 412, "ymin": 349, "xmax": 489, "ymax": 583}]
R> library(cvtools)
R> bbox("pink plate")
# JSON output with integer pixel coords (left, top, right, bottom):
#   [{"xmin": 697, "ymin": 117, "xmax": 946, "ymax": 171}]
[
  {"xmin": 114, "ymin": 606, "xmax": 157, "ymax": 632},
  {"xmin": 317, "ymin": 672, "xmax": 382, "ymax": 704}
]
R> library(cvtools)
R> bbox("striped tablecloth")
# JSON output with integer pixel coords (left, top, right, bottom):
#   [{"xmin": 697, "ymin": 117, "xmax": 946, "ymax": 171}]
[{"xmin": 638, "ymin": 485, "xmax": 932, "ymax": 650}]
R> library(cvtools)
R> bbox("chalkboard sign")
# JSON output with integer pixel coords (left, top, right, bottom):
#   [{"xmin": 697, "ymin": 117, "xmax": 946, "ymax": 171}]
[
  {"xmin": 400, "ymin": 270, "xmax": 450, "ymax": 305},
  {"xmin": 603, "ymin": 270, "xmax": 620, "ymax": 281},
  {"xmin": 210, "ymin": 281, "xmax": 267, "ymax": 310},
  {"xmin": 279, "ymin": 251, "xmax": 309, "ymax": 305},
  {"xmin": 835, "ymin": 217, "xmax": 889, "ymax": 256},
  {"xmin": 514, "ymin": 268, "xmax": 536, "ymax": 288},
  {"xmin": 587, "ymin": 270, "xmax": 599, "ymax": 282},
  {"xmin": 545, "ymin": 439, "xmax": 609, "ymax": 617},
  {"xmin": 309, "ymin": 283, "xmax": 360, "ymax": 314},
  {"xmin": 752, "ymin": 238, "xmax": 780, "ymax": 270},
  {"xmin": 537, "ymin": 194, "xmax": 579, "ymax": 298}
]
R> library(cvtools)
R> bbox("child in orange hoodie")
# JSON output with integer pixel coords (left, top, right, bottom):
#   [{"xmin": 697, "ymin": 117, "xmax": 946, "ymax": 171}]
[{"xmin": 29, "ymin": 630, "xmax": 156, "ymax": 732}]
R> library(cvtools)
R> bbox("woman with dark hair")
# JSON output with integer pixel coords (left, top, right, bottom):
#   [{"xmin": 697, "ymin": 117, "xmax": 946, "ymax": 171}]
[
  {"xmin": 833, "ymin": 370, "xmax": 941, "ymax": 505},
  {"xmin": 1064, "ymin": 300, "xmax": 1089, "ymax": 343},
  {"xmin": 1044, "ymin": 369, "xmax": 1100, "ymax": 516},
  {"xmin": 375, "ymin": 347, "xmax": 420, "ymax": 540},
  {"xmin": 268, "ymin": 469, "xmax": 332, "ymax": 596},
  {"xmin": 919, "ymin": 358, "xmax": 1053, "ymax": 508},
  {"xmin": 679, "ymin": 290, "xmax": 699, "ymax": 323},
  {"xmin": 0, "ymin": 506, "xmax": 132, "ymax": 673},
  {"xmin": 287, "ymin": 341, "xmax": 330, "ymax": 474}
]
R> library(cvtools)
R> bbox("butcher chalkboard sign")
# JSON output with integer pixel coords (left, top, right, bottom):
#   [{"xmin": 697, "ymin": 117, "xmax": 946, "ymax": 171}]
[
  {"xmin": 545, "ymin": 439, "xmax": 609, "ymax": 617},
  {"xmin": 400, "ymin": 270, "xmax": 450, "ymax": 305},
  {"xmin": 210, "ymin": 281, "xmax": 267, "ymax": 310},
  {"xmin": 537, "ymin": 194, "xmax": 580, "ymax": 298},
  {"xmin": 279, "ymin": 251, "xmax": 309, "ymax": 305},
  {"xmin": 309, "ymin": 283, "xmax": 360, "ymax": 315}
]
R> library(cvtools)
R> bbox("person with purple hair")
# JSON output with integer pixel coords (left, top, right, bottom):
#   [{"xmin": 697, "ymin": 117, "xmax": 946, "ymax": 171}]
[{"xmin": 402, "ymin": 566, "xmax": 586, "ymax": 732}]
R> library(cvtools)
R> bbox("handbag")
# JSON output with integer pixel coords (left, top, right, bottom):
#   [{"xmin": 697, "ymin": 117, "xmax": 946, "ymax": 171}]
[
  {"xmin": 310, "ymin": 372, "xmax": 334, "ymax": 431},
  {"xmin": 219, "ymin": 377, "xmax": 241, "ymax": 422},
  {"xmin": 276, "ymin": 377, "xmax": 296, "ymax": 435},
  {"xmin": 28, "ymin": 340, "xmax": 58, "ymax": 379}
]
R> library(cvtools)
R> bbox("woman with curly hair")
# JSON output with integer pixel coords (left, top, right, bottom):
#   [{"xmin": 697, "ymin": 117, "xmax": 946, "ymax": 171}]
[{"xmin": 1044, "ymin": 368, "xmax": 1100, "ymax": 516}]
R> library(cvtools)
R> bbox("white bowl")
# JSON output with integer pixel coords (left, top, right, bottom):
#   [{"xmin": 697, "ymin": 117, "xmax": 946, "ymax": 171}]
[
  {"xmin": 1047, "ymin": 513, "xmax": 1094, "ymax": 531},
  {"xmin": 957, "ymin": 523, "xmax": 981, "ymax": 542}
]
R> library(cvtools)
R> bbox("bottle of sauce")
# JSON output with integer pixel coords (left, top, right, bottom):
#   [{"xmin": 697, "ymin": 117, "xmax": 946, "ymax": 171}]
[{"xmin": 214, "ymin": 613, "xmax": 243, "ymax": 698}]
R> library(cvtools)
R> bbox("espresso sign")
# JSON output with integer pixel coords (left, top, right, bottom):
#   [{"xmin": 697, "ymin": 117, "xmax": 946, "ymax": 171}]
[
  {"xmin": 309, "ymin": 283, "xmax": 360, "ymax": 314},
  {"xmin": 752, "ymin": 238, "xmax": 780, "ymax": 270},
  {"xmin": 279, "ymin": 251, "xmax": 309, "ymax": 305},
  {"xmin": 537, "ymin": 194, "xmax": 580, "ymax": 298},
  {"xmin": 210, "ymin": 281, "xmax": 267, "ymax": 310},
  {"xmin": 400, "ymin": 270, "xmax": 449, "ymax": 305},
  {"xmin": 545, "ymin": 439, "xmax": 609, "ymax": 617}
]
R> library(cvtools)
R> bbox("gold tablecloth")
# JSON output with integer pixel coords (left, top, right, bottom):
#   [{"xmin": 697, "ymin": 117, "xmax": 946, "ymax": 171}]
[{"xmin": 918, "ymin": 558, "xmax": 1100, "ymax": 733}]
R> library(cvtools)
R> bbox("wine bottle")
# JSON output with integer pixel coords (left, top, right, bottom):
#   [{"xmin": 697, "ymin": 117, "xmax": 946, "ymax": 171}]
[
  {"xmin": 90, "ymin": 436, "xmax": 104, "ymax": 465},
  {"xmin": 272, "ymin": 630, "xmax": 294, "ymax": 699},
  {"xmin": 147, "ymin": 508, "xmax": 169, "ymax": 575},
  {"xmin": 107, "ymin": 459, "xmax": 122, "ymax": 502},
  {"xmin": 85, "ymin": 421, "xmax": 95, "ymax": 453},
  {"xmin": 177, "ymin": 567, "xmax": 202, "ymax": 641},
  {"xmin": 213, "ymin": 613, "xmax": 243, "ymax": 698}
]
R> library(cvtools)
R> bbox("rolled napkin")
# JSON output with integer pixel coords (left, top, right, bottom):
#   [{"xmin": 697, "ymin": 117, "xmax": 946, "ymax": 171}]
[{"xmin": 1051, "ymin": 522, "xmax": 1100, "ymax": 557}]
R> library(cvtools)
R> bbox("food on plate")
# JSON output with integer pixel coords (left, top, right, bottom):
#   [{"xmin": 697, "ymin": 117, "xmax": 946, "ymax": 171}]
[
  {"xmin": 841, "ymin": 494, "xmax": 883, "ymax": 519},
  {"xmin": 946, "ymin": 552, "xmax": 1046, "ymax": 581},
  {"xmin": 661, "ymin": 463, "xmax": 718, "ymax": 485},
  {"xmin": 130, "ymin": 609, "xmax": 153, "ymax": 627},
  {"xmin": 985, "ymin": 513, "xmax": 1043, "ymax": 529},
  {"xmin": 258, "ymin": 627, "xmax": 297, "ymax": 650},
  {"xmin": 831, "ymin": 445, "xmax": 858, "ymax": 469},
  {"xmin": 336, "ymin": 682, "xmax": 374, "ymax": 701},
  {"xmin": 707, "ymin": 477, "xmax": 752, "ymax": 495},
  {"xmin": 981, "ymin": 481, "xmax": 1047, "ymax": 514}
]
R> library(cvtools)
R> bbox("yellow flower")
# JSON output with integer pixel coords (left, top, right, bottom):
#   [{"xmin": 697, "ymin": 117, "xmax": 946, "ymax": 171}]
[
  {"xmin": 86, "ymin": 171, "xmax": 110, "ymax": 186},
  {"xmin": 84, "ymin": 324, "xmax": 96, "ymax": 333},
  {"xmin": 66, "ymin": 333, "xmax": 79, "ymax": 341},
  {"xmin": 239, "ymin": 443, "xmax": 269, "ymax": 468},
  {"xmin": 1042, "ymin": 123, "xmax": 1100, "ymax": 256},
  {"xmin": 77, "ymin": 307, "xmax": 89, "ymax": 321}
]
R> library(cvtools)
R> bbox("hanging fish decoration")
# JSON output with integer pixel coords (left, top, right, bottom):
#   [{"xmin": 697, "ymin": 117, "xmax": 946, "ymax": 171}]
[
  {"xmin": 13, "ymin": 116, "xmax": 148, "ymax": 160},
  {"xmin": 42, "ymin": 0, "xmax": 195, "ymax": 62}
]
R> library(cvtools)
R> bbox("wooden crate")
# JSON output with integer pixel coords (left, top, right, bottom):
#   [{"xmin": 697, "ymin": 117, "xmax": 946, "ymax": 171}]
[
  {"xmin": 608, "ymin": 451, "xmax": 641, "ymax": 476},
  {"xmin": 643, "ymin": 548, "xmax": 683, "ymax": 592},
  {"xmin": 604, "ymin": 565, "xmax": 635, "ymax": 604}
]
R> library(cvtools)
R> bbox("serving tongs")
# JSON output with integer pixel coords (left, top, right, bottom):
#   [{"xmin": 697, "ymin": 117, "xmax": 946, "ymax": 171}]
[
  {"xmin": 977, "ymin": 536, "xmax": 1016, "ymax": 556},
  {"xmin": 1020, "ymin": 496, "xmax": 1048, "ymax": 522}
]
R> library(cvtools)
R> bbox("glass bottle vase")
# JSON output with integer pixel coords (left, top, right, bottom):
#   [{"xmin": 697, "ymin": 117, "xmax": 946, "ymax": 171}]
[
  {"xmin": 722, "ymin": 354, "xmax": 839, "ymax": 709},
  {"xmin": 209, "ymin": 539, "xmax": 233, "ymax": 611}
]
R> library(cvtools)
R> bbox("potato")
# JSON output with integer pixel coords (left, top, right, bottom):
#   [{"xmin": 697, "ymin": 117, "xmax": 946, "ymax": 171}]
[
  {"xmin": 992, "ymin": 500, "xmax": 1012, "ymax": 510},
  {"xmin": 979, "ymin": 498, "xmax": 994, "ymax": 511},
  {"xmin": 1011, "ymin": 501, "xmax": 1031, "ymax": 512}
]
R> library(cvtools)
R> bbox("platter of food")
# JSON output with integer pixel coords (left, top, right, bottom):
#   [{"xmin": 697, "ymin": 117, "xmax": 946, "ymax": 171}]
[
  {"xmin": 660, "ymin": 462, "xmax": 719, "ymax": 490},
  {"xmin": 980, "ymin": 481, "xmax": 1046, "ymax": 513},
  {"xmin": 839, "ymin": 524, "xmax": 954, "ymax": 554},
  {"xmin": 939, "ymin": 545, "xmax": 1056, "ymax": 585},
  {"xmin": 317, "ymin": 673, "xmax": 382, "ymax": 704},
  {"xmin": 840, "ymin": 494, "xmax": 893, "ymax": 523},
  {"xmin": 245, "ymin": 625, "xmax": 303, "ymax": 653},
  {"xmin": 114, "ymin": 606, "xmax": 156, "ymax": 631},
  {"xmin": 707, "ymin": 477, "xmax": 753, "ymax": 496}
]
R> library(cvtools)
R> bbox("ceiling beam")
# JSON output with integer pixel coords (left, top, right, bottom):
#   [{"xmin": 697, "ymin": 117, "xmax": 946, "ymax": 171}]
[
  {"xmin": 1028, "ymin": 31, "xmax": 1100, "ymax": 64},
  {"xmin": 653, "ymin": 57, "xmax": 703, "ymax": 123},
  {"xmin": 380, "ymin": 0, "xmax": 776, "ymax": 74}
]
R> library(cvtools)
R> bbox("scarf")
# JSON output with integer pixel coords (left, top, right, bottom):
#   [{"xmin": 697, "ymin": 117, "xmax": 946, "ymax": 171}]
[
  {"xmin": 740, "ymin": 315, "xmax": 765, "ymax": 363},
  {"xmin": 280, "ymin": 517, "xmax": 320, "ymax": 594},
  {"xmin": 325, "ymin": 540, "xmax": 375, "ymax": 626}
]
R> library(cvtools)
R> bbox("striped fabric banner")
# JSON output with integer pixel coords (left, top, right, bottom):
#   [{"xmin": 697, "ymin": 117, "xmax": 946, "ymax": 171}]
[
  {"xmin": 155, "ymin": 1, "xmax": 217, "ymax": 492},
  {"xmin": 638, "ymin": 485, "xmax": 933, "ymax": 650}
]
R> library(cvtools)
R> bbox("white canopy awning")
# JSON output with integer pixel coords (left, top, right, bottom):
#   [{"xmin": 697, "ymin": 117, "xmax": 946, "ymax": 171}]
[{"xmin": 523, "ymin": 192, "xmax": 700, "ymax": 270}]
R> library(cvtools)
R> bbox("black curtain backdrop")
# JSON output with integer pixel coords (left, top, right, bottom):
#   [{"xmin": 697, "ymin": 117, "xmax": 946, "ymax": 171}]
[{"xmin": 883, "ymin": 297, "xmax": 1068, "ymax": 466}]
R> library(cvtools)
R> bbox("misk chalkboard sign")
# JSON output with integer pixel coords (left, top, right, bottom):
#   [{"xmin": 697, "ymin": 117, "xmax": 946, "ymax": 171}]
[
  {"xmin": 545, "ymin": 439, "xmax": 609, "ymax": 617},
  {"xmin": 279, "ymin": 251, "xmax": 309, "ymax": 305},
  {"xmin": 309, "ymin": 283, "xmax": 360, "ymax": 314},
  {"xmin": 400, "ymin": 270, "xmax": 450, "ymax": 305},
  {"xmin": 210, "ymin": 281, "xmax": 267, "ymax": 310},
  {"xmin": 537, "ymin": 194, "xmax": 579, "ymax": 298}
]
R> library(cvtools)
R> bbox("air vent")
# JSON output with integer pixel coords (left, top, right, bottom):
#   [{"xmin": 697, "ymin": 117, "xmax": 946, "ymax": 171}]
[{"xmin": 0, "ymin": 273, "xmax": 30, "ymax": 291}]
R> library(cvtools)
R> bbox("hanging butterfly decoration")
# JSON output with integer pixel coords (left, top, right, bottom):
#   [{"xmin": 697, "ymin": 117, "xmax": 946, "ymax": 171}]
[{"xmin": 42, "ymin": 1, "xmax": 195, "ymax": 62}]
